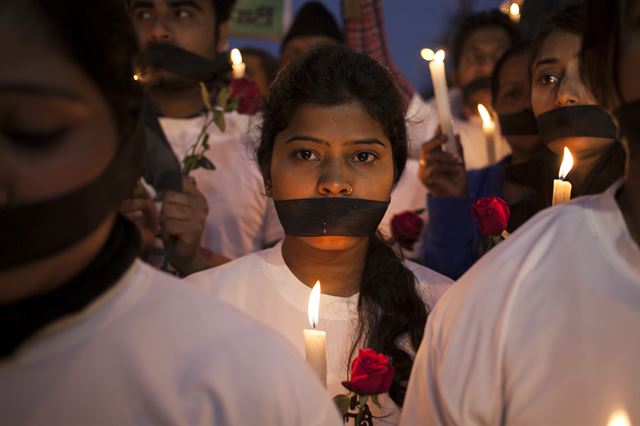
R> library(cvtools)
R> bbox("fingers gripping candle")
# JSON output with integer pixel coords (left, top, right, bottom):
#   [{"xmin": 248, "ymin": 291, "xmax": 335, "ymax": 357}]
[
  {"xmin": 421, "ymin": 48, "xmax": 459, "ymax": 158},
  {"xmin": 303, "ymin": 281, "xmax": 327, "ymax": 385}
]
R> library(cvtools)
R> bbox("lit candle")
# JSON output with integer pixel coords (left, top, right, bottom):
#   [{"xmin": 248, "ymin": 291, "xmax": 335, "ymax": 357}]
[
  {"xmin": 477, "ymin": 103, "xmax": 497, "ymax": 164},
  {"xmin": 552, "ymin": 147, "xmax": 574, "ymax": 205},
  {"xmin": 303, "ymin": 280, "xmax": 327, "ymax": 386},
  {"xmin": 230, "ymin": 48, "xmax": 246, "ymax": 79},
  {"xmin": 607, "ymin": 409, "xmax": 631, "ymax": 426},
  {"xmin": 421, "ymin": 48, "xmax": 459, "ymax": 158},
  {"xmin": 509, "ymin": 3, "xmax": 521, "ymax": 23}
]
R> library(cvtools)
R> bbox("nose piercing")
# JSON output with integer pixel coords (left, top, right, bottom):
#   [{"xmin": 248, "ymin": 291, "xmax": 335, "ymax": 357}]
[{"xmin": 344, "ymin": 185, "xmax": 353, "ymax": 195}]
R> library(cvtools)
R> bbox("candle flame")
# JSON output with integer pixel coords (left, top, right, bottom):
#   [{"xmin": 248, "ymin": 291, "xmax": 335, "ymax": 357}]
[
  {"xmin": 558, "ymin": 146, "xmax": 574, "ymax": 179},
  {"xmin": 607, "ymin": 410, "xmax": 631, "ymax": 426},
  {"xmin": 230, "ymin": 48, "xmax": 243, "ymax": 65},
  {"xmin": 477, "ymin": 104, "xmax": 493, "ymax": 125},
  {"xmin": 420, "ymin": 48, "xmax": 435, "ymax": 61},
  {"xmin": 509, "ymin": 3, "xmax": 521, "ymax": 21},
  {"xmin": 308, "ymin": 281, "xmax": 321, "ymax": 329},
  {"xmin": 133, "ymin": 74, "xmax": 140, "ymax": 81},
  {"xmin": 420, "ymin": 48, "xmax": 445, "ymax": 63}
]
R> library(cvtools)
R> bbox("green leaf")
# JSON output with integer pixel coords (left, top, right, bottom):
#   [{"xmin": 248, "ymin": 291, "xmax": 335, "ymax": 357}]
[
  {"xmin": 332, "ymin": 394, "xmax": 351, "ymax": 416},
  {"xmin": 358, "ymin": 395, "xmax": 369, "ymax": 408},
  {"xmin": 225, "ymin": 99, "xmax": 239, "ymax": 112},
  {"xmin": 216, "ymin": 86, "xmax": 231, "ymax": 109},
  {"xmin": 370, "ymin": 394, "xmax": 382, "ymax": 409},
  {"xmin": 213, "ymin": 109, "xmax": 225, "ymax": 132},
  {"xmin": 196, "ymin": 155, "xmax": 216, "ymax": 171},
  {"xmin": 198, "ymin": 82, "xmax": 212, "ymax": 112},
  {"xmin": 182, "ymin": 154, "xmax": 198, "ymax": 175}
]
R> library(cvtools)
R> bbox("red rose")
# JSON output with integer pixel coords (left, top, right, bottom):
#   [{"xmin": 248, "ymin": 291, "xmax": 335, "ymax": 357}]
[
  {"xmin": 471, "ymin": 196, "xmax": 510, "ymax": 236},
  {"xmin": 341, "ymin": 349, "xmax": 395, "ymax": 396},
  {"xmin": 391, "ymin": 210, "xmax": 424, "ymax": 250},
  {"xmin": 230, "ymin": 77, "xmax": 261, "ymax": 115}
]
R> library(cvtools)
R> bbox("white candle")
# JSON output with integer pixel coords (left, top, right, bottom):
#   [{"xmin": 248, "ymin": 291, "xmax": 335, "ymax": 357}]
[
  {"xmin": 552, "ymin": 147, "xmax": 574, "ymax": 205},
  {"xmin": 303, "ymin": 281, "xmax": 327, "ymax": 385},
  {"xmin": 509, "ymin": 3, "xmax": 521, "ymax": 23},
  {"xmin": 421, "ymin": 48, "xmax": 459, "ymax": 158},
  {"xmin": 230, "ymin": 48, "xmax": 246, "ymax": 79},
  {"xmin": 477, "ymin": 104, "xmax": 497, "ymax": 164}
]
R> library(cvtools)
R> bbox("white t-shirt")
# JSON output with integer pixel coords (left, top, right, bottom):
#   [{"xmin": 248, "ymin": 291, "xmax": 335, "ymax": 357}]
[
  {"xmin": 187, "ymin": 242, "xmax": 453, "ymax": 424},
  {"xmin": 400, "ymin": 181, "xmax": 640, "ymax": 426},
  {"xmin": 0, "ymin": 260, "xmax": 341, "ymax": 426},
  {"xmin": 159, "ymin": 112, "xmax": 283, "ymax": 259},
  {"xmin": 406, "ymin": 93, "xmax": 511, "ymax": 169},
  {"xmin": 379, "ymin": 159, "xmax": 429, "ymax": 259}
]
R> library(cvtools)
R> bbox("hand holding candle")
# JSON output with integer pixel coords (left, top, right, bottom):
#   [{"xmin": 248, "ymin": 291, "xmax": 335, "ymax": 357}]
[
  {"xmin": 478, "ymin": 104, "xmax": 497, "ymax": 164},
  {"xmin": 230, "ymin": 48, "xmax": 246, "ymax": 79},
  {"xmin": 303, "ymin": 281, "xmax": 327, "ymax": 386},
  {"xmin": 421, "ymin": 48, "xmax": 459, "ymax": 158},
  {"xmin": 552, "ymin": 147, "xmax": 574, "ymax": 205}
]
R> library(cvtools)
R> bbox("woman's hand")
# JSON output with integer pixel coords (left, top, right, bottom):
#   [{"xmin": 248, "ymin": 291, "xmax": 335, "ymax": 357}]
[{"xmin": 418, "ymin": 127, "xmax": 467, "ymax": 198}]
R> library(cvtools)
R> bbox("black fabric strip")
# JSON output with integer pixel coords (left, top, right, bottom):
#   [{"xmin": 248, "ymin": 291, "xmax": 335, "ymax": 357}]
[
  {"xmin": 274, "ymin": 198, "xmax": 389, "ymax": 237},
  {"xmin": 537, "ymin": 105, "xmax": 617, "ymax": 145},
  {"xmin": 462, "ymin": 77, "xmax": 492, "ymax": 102},
  {"xmin": 0, "ymin": 216, "xmax": 140, "ymax": 358}
]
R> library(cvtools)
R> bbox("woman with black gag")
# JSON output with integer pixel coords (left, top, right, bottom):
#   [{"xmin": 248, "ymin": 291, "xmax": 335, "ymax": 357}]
[
  {"xmin": 531, "ymin": 4, "xmax": 625, "ymax": 205},
  {"xmin": 187, "ymin": 44, "xmax": 452, "ymax": 424}
]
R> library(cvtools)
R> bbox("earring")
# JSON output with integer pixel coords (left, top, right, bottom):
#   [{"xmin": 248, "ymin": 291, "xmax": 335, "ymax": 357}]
[{"xmin": 265, "ymin": 179, "xmax": 273, "ymax": 196}]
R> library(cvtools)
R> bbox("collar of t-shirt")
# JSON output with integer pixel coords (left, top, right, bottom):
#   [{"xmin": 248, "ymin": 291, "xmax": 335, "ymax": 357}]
[
  {"xmin": 0, "ymin": 216, "xmax": 139, "ymax": 359},
  {"xmin": 262, "ymin": 241, "xmax": 359, "ymax": 322}
]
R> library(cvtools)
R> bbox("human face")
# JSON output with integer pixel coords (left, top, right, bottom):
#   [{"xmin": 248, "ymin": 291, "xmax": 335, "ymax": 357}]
[
  {"xmin": 0, "ymin": 15, "xmax": 118, "ymax": 298},
  {"xmin": 531, "ymin": 31, "xmax": 614, "ymax": 157},
  {"xmin": 494, "ymin": 52, "xmax": 541, "ymax": 157},
  {"xmin": 270, "ymin": 102, "xmax": 394, "ymax": 251},
  {"xmin": 131, "ymin": 0, "xmax": 224, "ymax": 62},
  {"xmin": 456, "ymin": 26, "xmax": 512, "ymax": 91},
  {"xmin": 280, "ymin": 36, "xmax": 337, "ymax": 69},
  {"xmin": 244, "ymin": 53, "xmax": 270, "ymax": 96}
]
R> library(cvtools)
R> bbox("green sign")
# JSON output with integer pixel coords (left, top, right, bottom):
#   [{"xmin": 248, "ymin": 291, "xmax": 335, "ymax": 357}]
[{"xmin": 229, "ymin": 0, "xmax": 291, "ymax": 40}]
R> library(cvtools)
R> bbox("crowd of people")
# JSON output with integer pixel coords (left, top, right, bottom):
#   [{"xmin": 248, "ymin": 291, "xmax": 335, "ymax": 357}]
[{"xmin": 1, "ymin": 0, "xmax": 638, "ymax": 424}]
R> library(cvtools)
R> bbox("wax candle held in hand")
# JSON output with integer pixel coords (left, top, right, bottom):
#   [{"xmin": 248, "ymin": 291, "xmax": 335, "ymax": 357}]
[
  {"xmin": 303, "ymin": 280, "xmax": 327, "ymax": 386},
  {"xmin": 478, "ymin": 104, "xmax": 497, "ymax": 164},
  {"xmin": 230, "ymin": 48, "xmax": 246, "ymax": 79},
  {"xmin": 421, "ymin": 48, "xmax": 459, "ymax": 158},
  {"xmin": 552, "ymin": 147, "xmax": 574, "ymax": 205}
]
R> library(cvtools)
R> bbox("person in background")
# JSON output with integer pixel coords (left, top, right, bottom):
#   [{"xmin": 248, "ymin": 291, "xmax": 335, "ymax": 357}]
[
  {"xmin": 126, "ymin": 0, "xmax": 283, "ymax": 274},
  {"xmin": 407, "ymin": 9, "xmax": 519, "ymax": 164},
  {"xmin": 400, "ymin": 1, "xmax": 640, "ymax": 423},
  {"xmin": 529, "ymin": 3, "xmax": 624, "ymax": 207},
  {"xmin": 0, "ymin": 1, "xmax": 341, "ymax": 424},
  {"xmin": 187, "ymin": 45, "xmax": 452, "ymax": 425},
  {"xmin": 279, "ymin": 1, "xmax": 343, "ymax": 68},
  {"xmin": 419, "ymin": 43, "xmax": 543, "ymax": 279},
  {"xmin": 240, "ymin": 47, "xmax": 278, "ymax": 96}
]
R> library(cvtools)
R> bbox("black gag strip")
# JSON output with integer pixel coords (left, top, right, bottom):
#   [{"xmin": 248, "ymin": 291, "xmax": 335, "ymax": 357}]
[
  {"xmin": 537, "ymin": 105, "xmax": 617, "ymax": 145},
  {"xmin": 498, "ymin": 109, "xmax": 539, "ymax": 136},
  {"xmin": 462, "ymin": 77, "xmax": 492, "ymax": 102},
  {"xmin": 274, "ymin": 198, "xmax": 389, "ymax": 237},
  {"xmin": 135, "ymin": 44, "xmax": 231, "ymax": 84},
  {"xmin": 0, "ymin": 108, "xmax": 145, "ymax": 270},
  {"xmin": 614, "ymin": 99, "xmax": 640, "ymax": 145}
]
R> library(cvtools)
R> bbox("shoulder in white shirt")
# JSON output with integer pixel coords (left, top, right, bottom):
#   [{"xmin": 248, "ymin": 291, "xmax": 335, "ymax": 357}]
[
  {"xmin": 159, "ymin": 112, "xmax": 283, "ymax": 259},
  {"xmin": 187, "ymin": 241, "xmax": 452, "ymax": 424},
  {"xmin": 0, "ymin": 260, "xmax": 340, "ymax": 426},
  {"xmin": 401, "ymin": 181, "xmax": 640, "ymax": 426}
]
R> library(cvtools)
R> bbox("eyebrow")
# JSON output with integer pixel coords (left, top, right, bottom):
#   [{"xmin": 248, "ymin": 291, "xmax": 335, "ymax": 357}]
[
  {"xmin": 284, "ymin": 135, "xmax": 387, "ymax": 148},
  {"xmin": 0, "ymin": 83, "xmax": 81, "ymax": 100},
  {"xmin": 533, "ymin": 58, "xmax": 559, "ymax": 69},
  {"xmin": 167, "ymin": 0, "xmax": 203, "ymax": 9}
]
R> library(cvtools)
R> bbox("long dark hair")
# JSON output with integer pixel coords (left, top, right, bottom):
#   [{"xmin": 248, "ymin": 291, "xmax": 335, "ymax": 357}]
[{"xmin": 257, "ymin": 44, "xmax": 428, "ymax": 406}]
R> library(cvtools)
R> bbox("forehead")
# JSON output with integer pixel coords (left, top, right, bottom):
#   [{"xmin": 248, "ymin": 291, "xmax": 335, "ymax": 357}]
[
  {"xmin": 537, "ymin": 31, "xmax": 581, "ymax": 63},
  {"xmin": 132, "ymin": 0, "xmax": 215, "ymax": 15},
  {"xmin": 463, "ymin": 26, "xmax": 511, "ymax": 52},
  {"xmin": 499, "ymin": 53, "xmax": 530, "ymax": 82}
]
